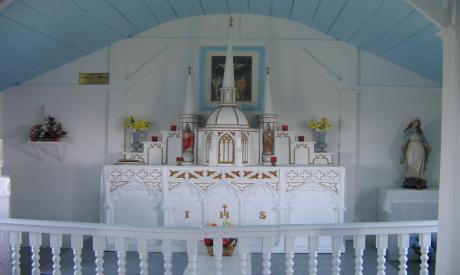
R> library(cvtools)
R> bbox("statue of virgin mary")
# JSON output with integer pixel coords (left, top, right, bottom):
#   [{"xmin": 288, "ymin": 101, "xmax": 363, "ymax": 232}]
[{"xmin": 400, "ymin": 118, "xmax": 431, "ymax": 189}]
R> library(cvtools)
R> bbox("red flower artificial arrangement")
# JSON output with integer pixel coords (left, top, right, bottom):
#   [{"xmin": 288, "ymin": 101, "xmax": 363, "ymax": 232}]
[
  {"xmin": 203, "ymin": 222, "xmax": 238, "ymax": 256},
  {"xmin": 30, "ymin": 116, "xmax": 67, "ymax": 142}
]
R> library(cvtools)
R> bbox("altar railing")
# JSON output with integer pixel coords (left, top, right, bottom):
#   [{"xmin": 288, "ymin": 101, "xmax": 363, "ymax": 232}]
[{"xmin": 0, "ymin": 219, "xmax": 437, "ymax": 275}]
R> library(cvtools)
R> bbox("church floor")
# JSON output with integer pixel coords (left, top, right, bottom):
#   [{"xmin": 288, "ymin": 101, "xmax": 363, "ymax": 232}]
[{"xmin": 19, "ymin": 240, "xmax": 433, "ymax": 274}]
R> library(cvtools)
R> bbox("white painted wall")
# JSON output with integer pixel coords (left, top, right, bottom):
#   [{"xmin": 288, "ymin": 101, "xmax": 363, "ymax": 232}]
[{"xmin": 0, "ymin": 14, "xmax": 441, "ymax": 223}]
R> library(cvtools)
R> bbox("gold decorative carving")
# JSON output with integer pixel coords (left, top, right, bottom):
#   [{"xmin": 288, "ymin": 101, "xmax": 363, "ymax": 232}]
[
  {"xmin": 219, "ymin": 204, "xmax": 230, "ymax": 219},
  {"xmin": 259, "ymin": 211, "xmax": 267, "ymax": 220},
  {"xmin": 193, "ymin": 182, "xmax": 216, "ymax": 191}
]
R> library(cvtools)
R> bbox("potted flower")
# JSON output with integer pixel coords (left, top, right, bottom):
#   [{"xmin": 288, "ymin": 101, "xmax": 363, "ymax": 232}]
[
  {"xmin": 123, "ymin": 116, "xmax": 151, "ymax": 152},
  {"xmin": 308, "ymin": 117, "xmax": 333, "ymax": 152},
  {"xmin": 203, "ymin": 221, "xmax": 238, "ymax": 257}
]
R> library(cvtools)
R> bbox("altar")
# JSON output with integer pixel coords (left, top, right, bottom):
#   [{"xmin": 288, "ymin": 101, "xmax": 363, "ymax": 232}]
[
  {"xmin": 101, "ymin": 164, "xmax": 345, "ymax": 252},
  {"xmin": 101, "ymin": 20, "xmax": 345, "ymax": 253}
]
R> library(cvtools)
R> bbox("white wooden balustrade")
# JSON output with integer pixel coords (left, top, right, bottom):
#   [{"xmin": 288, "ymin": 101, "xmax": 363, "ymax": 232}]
[{"xmin": 0, "ymin": 219, "xmax": 437, "ymax": 274}]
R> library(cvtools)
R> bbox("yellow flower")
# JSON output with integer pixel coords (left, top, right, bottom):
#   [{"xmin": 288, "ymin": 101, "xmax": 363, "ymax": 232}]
[
  {"xmin": 308, "ymin": 117, "xmax": 333, "ymax": 131},
  {"xmin": 123, "ymin": 116, "xmax": 150, "ymax": 132}
]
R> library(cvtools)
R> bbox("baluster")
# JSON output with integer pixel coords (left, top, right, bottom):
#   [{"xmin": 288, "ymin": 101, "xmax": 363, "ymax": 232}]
[
  {"xmin": 50, "ymin": 234, "xmax": 62, "ymax": 275},
  {"xmin": 353, "ymin": 235, "xmax": 365, "ymax": 275},
  {"xmin": 29, "ymin": 232, "xmax": 42, "ymax": 275},
  {"xmin": 9, "ymin": 231, "xmax": 22, "ymax": 275},
  {"xmin": 332, "ymin": 236, "xmax": 343, "ymax": 275},
  {"xmin": 419, "ymin": 233, "xmax": 431, "ymax": 275},
  {"xmin": 213, "ymin": 238, "xmax": 223, "ymax": 275},
  {"xmin": 162, "ymin": 239, "xmax": 172, "ymax": 275},
  {"xmin": 262, "ymin": 237, "xmax": 274, "ymax": 275},
  {"xmin": 0, "ymin": 231, "xmax": 10, "ymax": 275},
  {"xmin": 376, "ymin": 235, "xmax": 388, "ymax": 275},
  {"xmin": 71, "ymin": 235, "xmax": 83, "ymax": 275},
  {"xmin": 397, "ymin": 234, "xmax": 409, "ymax": 275},
  {"xmin": 238, "ymin": 238, "xmax": 249, "ymax": 275},
  {"xmin": 284, "ymin": 237, "xmax": 295, "ymax": 275},
  {"xmin": 92, "ymin": 236, "xmax": 105, "ymax": 275},
  {"xmin": 115, "ymin": 237, "xmax": 127, "ymax": 275},
  {"xmin": 137, "ymin": 238, "xmax": 149, "ymax": 275},
  {"xmin": 186, "ymin": 240, "xmax": 198, "ymax": 275},
  {"xmin": 308, "ymin": 236, "xmax": 319, "ymax": 275}
]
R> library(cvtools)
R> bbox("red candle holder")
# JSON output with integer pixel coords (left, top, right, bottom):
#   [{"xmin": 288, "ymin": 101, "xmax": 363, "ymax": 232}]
[
  {"xmin": 270, "ymin": 156, "xmax": 277, "ymax": 166},
  {"xmin": 176, "ymin": 156, "xmax": 184, "ymax": 165},
  {"xmin": 151, "ymin": 136, "xmax": 159, "ymax": 142},
  {"xmin": 170, "ymin": 124, "xmax": 177, "ymax": 131},
  {"xmin": 282, "ymin": 125, "xmax": 288, "ymax": 131},
  {"xmin": 298, "ymin": 136, "xmax": 305, "ymax": 142}
]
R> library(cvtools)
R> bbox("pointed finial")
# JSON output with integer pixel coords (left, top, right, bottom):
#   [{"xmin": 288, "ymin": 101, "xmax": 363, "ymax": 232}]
[
  {"xmin": 229, "ymin": 16, "xmax": 234, "ymax": 27},
  {"xmin": 187, "ymin": 66, "xmax": 192, "ymax": 75}
]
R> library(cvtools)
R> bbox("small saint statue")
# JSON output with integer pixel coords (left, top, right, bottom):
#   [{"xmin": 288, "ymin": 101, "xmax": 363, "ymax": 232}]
[{"xmin": 400, "ymin": 118, "xmax": 431, "ymax": 189}]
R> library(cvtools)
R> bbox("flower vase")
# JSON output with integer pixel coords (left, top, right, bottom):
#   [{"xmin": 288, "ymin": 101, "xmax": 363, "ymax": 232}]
[
  {"xmin": 131, "ymin": 131, "xmax": 144, "ymax": 153},
  {"xmin": 313, "ymin": 131, "xmax": 327, "ymax": 152}
]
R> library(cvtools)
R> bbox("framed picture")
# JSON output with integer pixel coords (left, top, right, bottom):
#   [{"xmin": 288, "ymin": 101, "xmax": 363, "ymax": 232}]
[{"xmin": 200, "ymin": 46, "xmax": 265, "ymax": 111}]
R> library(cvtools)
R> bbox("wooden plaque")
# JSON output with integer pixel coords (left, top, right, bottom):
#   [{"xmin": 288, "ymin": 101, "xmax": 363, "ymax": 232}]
[{"xmin": 79, "ymin": 73, "xmax": 109, "ymax": 85}]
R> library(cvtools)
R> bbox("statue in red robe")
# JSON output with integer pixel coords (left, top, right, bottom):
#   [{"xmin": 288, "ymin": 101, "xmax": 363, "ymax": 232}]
[{"xmin": 183, "ymin": 124, "xmax": 194, "ymax": 155}]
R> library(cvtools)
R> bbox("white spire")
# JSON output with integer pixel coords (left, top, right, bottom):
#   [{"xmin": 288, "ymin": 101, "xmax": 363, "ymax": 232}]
[
  {"xmin": 222, "ymin": 17, "xmax": 235, "ymax": 89},
  {"xmin": 264, "ymin": 67, "xmax": 274, "ymax": 114},
  {"xmin": 183, "ymin": 66, "xmax": 194, "ymax": 114}
]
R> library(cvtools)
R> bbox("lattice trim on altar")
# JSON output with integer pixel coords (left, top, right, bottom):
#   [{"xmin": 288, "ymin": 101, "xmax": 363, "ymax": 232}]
[
  {"xmin": 107, "ymin": 167, "xmax": 162, "ymax": 193},
  {"xmin": 167, "ymin": 168, "xmax": 279, "ymax": 192},
  {"xmin": 285, "ymin": 169, "xmax": 340, "ymax": 193}
]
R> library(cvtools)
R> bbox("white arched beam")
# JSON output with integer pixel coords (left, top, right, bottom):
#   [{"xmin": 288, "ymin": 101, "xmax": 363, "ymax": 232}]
[{"xmin": 406, "ymin": 0, "xmax": 451, "ymax": 28}]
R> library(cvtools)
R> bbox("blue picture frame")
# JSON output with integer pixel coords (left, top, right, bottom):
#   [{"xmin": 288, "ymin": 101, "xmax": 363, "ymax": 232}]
[{"xmin": 200, "ymin": 46, "xmax": 265, "ymax": 111}]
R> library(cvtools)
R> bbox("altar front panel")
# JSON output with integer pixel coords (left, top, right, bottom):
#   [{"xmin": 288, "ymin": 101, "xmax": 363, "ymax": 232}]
[{"xmin": 101, "ymin": 165, "xmax": 345, "ymax": 252}]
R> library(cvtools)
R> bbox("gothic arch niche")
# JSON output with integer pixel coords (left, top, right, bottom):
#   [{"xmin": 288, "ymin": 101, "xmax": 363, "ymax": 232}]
[
  {"xmin": 242, "ymin": 133, "xmax": 249, "ymax": 164},
  {"xmin": 218, "ymin": 133, "xmax": 235, "ymax": 164},
  {"xmin": 205, "ymin": 133, "xmax": 212, "ymax": 164}
]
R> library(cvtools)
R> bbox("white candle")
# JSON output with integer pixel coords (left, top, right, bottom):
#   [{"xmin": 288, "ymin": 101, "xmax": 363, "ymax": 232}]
[{"xmin": 0, "ymin": 139, "xmax": 3, "ymax": 165}]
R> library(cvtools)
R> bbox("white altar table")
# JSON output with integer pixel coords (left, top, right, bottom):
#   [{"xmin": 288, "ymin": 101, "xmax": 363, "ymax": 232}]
[
  {"xmin": 101, "ymin": 165, "xmax": 345, "ymax": 252},
  {"xmin": 377, "ymin": 187, "xmax": 438, "ymax": 260}
]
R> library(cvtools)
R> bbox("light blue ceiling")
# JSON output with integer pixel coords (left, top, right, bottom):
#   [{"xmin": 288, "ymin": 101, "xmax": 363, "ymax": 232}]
[{"xmin": 0, "ymin": 0, "xmax": 442, "ymax": 91}]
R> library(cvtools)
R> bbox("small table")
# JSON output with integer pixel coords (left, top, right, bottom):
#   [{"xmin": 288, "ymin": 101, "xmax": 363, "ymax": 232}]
[{"xmin": 377, "ymin": 187, "xmax": 438, "ymax": 260}]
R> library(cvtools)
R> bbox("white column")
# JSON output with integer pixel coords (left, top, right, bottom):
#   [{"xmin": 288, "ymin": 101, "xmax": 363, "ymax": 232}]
[{"xmin": 437, "ymin": 3, "xmax": 460, "ymax": 271}]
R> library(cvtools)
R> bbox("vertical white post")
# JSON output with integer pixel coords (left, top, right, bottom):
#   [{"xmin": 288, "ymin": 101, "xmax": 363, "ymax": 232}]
[
  {"xmin": 238, "ymin": 238, "xmax": 249, "ymax": 275},
  {"xmin": 331, "ymin": 236, "xmax": 343, "ymax": 275},
  {"xmin": 262, "ymin": 237, "xmax": 274, "ymax": 275},
  {"xmin": 308, "ymin": 236, "xmax": 319, "ymax": 275},
  {"xmin": 29, "ymin": 232, "xmax": 41, "ymax": 275},
  {"xmin": 115, "ymin": 237, "xmax": 127, "ymax": 275},
  {"xmin": 436, "ymin": 3, "xmax": 460, "ymax": 271},
  {"xmin": 186, "ymin": 240, "xmax": 198, "ymax": 275},
  {"xmin": 92, "ymin": 236, "xmax": 105, "ymax": 275},
  {"xmin": 49, "ymin": 234, "xmax": 62, "ymax": 275},
  {"xmin": 138, "ymin": 238, "xmax": 149, "ymax": 275},
  {"xmin": 419, "ymin": 233, "xmax": 431, "ymax": 275},
  {"xmin": 71, "ymin": 235, "xmax": 83, "ymax": 275},
  {"xmin": 284, "ymin": 237, "xmax": 295, "ymax": 275},
  {"xmin": 9, "ymin": 231, "xmax": 21, "ymax": 275},
  {"xmin": 213, "ymin": 238, "xmax": 223, "ymax": 275},
  {"xmin": 353, "ymin": 235, "xmax": 365, "ymax": 275},
  {"xmin": 0, "ymin": 230, "xmax": 11, "ymax": 275},
  {"xmin": 397, "ymin": 234, "xmax": 409, "ymax": 275},
  {"xmin": 162, "ymin": 239, "xmax": 172, "ymax": 275},
  {"xmin": 376, "ymin": 235, "xmax": 388, "ymax": 275}
]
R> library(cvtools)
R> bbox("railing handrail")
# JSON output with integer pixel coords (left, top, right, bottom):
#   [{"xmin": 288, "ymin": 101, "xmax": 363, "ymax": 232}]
[{"xmin": 0, "ymin": 218, "xmax": 438, "ymax": 239}]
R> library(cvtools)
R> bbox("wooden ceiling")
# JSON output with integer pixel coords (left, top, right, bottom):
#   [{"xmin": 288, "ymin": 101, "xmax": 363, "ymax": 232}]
[{"xmin": 0, "ymin": 0, "xmax": 442, "ymax": 91}]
